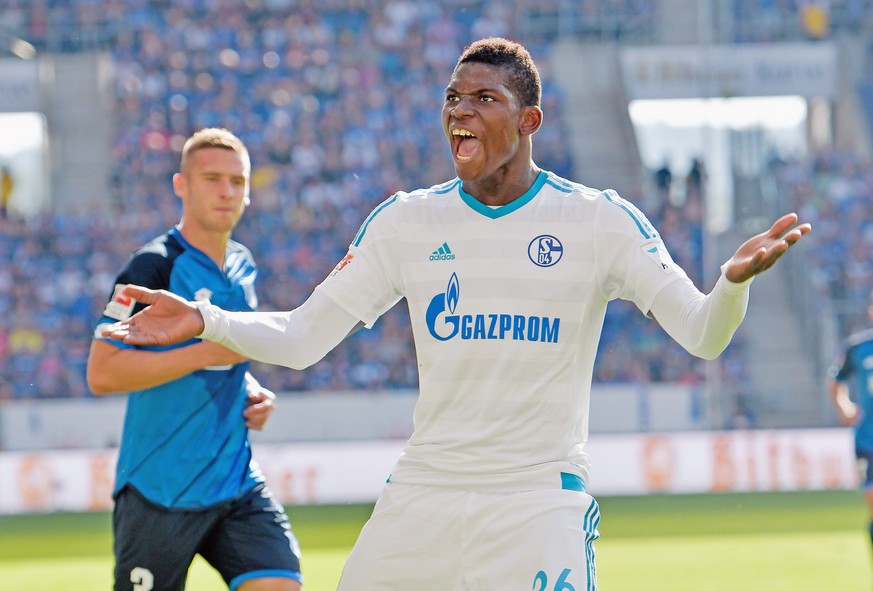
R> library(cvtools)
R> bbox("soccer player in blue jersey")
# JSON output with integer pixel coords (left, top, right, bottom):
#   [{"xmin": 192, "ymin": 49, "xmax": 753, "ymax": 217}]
[
  {"xmin": 828, "ymin": 291, "xmax": 873, "ymax": 555},
  {"xmin": 87, "ymin": 128, "xmax": 302, "ymax": 591},
  {"xmin": 102, "ymin": 39, "xmax": 810, "ymax": 590}
]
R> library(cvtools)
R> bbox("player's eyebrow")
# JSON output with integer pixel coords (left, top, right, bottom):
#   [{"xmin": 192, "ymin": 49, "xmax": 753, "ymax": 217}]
[{"xmin": 445, "ymin": 84, "xmax": 500, "ymax": 96}]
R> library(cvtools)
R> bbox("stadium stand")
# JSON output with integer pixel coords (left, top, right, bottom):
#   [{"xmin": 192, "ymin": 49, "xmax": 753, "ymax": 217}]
[
  {"xmin": 774, "ymin": 147, "xmax": 873, "ymax": 337},
  {"xmin": 2, "ymin": 0, "xmax": 864, "ymax": 431}
]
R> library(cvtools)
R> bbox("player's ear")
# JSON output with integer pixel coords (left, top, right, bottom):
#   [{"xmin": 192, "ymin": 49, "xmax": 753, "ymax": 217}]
[
  {"xmin": 172, "ymin": 172, "xmax": 186, "ymax": 199},
  {"xmin": 520, "ymin": 105, "xmax": 543, "ymax": 136}
]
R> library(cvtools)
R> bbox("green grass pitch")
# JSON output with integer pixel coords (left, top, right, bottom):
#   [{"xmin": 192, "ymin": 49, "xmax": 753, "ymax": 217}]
[{"xmin": 0, "ymin": 491, "xmax": 869, "ymax": 590}]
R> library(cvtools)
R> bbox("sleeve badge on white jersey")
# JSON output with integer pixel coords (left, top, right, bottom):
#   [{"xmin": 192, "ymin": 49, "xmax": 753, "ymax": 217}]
[
  {"xmin": 641, "ymin": 240, "xmax": 676, "ymax": 275},
  {"xmin": 330, "ymin": 252, "xmax": 355, "ymax": 277},
  {"xmin": 102, "ymin": 283, "xmax": 137, "ymax": 320}
]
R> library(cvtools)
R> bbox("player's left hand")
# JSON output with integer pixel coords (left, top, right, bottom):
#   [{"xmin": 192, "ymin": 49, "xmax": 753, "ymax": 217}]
[
  {"xmin": 243, "ymin": 386, "xmax": 276, "ymax": 430},
  {"xmin": 724, "ymin": 213, "xmax": 811, "ymax": 284},
  {"xmin": 100, "ymin": 285, "xmax": 205, "ymax": 346}
]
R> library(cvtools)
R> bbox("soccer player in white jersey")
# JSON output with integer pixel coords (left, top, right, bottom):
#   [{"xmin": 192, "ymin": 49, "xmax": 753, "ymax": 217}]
[{"xmin": 103, "ymin": 38, "xmax": 811, "ymax": 590}]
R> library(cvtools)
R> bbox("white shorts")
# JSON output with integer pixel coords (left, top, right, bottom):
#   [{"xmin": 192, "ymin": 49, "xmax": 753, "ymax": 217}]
[{"xmin": 337, "ymin": 481, "xmax": 600, "ymax": 591}]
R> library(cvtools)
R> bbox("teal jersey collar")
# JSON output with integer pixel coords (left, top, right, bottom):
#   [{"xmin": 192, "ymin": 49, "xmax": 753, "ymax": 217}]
[{"xmin": 458, "ymin": 170, "xmax": 548, "ymax": 219}]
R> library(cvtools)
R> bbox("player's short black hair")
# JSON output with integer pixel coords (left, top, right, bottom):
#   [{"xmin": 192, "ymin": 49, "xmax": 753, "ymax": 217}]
[{"xmin": 455, "ymin": 37, "xmax": 542, "ymax": 108}]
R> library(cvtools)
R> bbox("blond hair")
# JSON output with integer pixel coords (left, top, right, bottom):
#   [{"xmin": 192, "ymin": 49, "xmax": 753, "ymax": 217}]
[{"xmin": 180, "ymin": 128, "xmax": 250, "ymax": 173}]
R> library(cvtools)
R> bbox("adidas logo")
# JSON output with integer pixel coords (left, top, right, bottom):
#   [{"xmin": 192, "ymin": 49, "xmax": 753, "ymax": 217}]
[{"xmin": 429, "ymin": 242, "xmax": 456, "ymax": 261}]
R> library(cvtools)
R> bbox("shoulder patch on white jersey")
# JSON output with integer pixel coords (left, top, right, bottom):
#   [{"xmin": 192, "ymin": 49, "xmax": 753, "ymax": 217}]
[
  {"xmin": 103, "ymin": 284, "xmax": 136, "ymax": 320},
  {"xmin": 330, "ymin": 252, "xmax": 355, "ymax": 277},
  {"xmin": 641, "ymin": 240, "xmax": 676, "ymax": 275}
]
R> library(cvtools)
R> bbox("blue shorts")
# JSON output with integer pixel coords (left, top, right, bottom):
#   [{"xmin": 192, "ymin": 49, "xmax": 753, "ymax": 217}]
[
  {"xmin": 857, "ymin": 448, "xmax": 873, "ymax": 489},
  {"xmin": 113, "ymin": 484, "xmax": 302, "ymax": 591}
]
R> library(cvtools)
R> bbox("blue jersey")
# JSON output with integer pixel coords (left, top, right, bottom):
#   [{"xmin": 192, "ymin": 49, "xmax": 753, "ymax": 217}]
[
  {"xmin": 831, "ymin": 328, "xmax": 873, "ymax": 453},
  {"xmin": 95, "ymin": 227, "xmax": 263, "ymax": 509}
]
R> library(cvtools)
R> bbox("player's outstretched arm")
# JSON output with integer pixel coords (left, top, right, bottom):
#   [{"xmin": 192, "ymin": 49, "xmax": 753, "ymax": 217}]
[
  {"xmin": 101, "ymin": 285, "xmax": 205, "ymax": 346},
  {"xmin": 651, "ymin": 213, "xmax": 810, "ymax": 361},
  {"xmin": 723, "ymin": 212, "xmax": 811, "ymax": 283}
]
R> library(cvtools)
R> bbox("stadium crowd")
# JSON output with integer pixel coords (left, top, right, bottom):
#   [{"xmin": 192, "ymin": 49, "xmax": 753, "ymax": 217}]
[
  {"xmin": 7, "ymin": 0, "xmax": 862, "ymax": 406},
  {"xmin": 772, "ymin": 148, "xmax": 873, "ymax": 337}
]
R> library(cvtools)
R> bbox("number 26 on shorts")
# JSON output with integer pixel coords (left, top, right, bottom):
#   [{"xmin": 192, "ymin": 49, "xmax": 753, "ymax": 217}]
[{"xmin": 532, "ymin": 568, "xmax": 575, "ymax": 591}]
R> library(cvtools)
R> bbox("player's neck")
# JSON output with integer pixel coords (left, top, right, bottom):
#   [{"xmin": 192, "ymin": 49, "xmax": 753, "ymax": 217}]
[
  {"xmin": 463, "ymin": 162, "xmax": 540, "ymax": 207},
  {"xmin": 178, "ymin": 224, "xmax": 230, "ymax": 269}
]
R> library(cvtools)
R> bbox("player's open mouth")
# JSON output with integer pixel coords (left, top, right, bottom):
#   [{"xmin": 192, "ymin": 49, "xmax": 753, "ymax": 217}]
[{"xmin": 451, "ymin": 128, "xmax": 481, "ymax": 162}]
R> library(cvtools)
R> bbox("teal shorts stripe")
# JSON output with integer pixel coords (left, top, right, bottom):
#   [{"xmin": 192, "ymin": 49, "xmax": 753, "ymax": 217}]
[{"xmin": 560, "ymin": 472, "xmax": 585, "ymax": 492}]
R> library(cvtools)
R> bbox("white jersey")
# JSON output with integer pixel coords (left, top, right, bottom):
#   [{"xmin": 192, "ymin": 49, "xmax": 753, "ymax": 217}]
[{"xmin": 317, "ymin": 170, "xmax": 688, "ymax": 491}]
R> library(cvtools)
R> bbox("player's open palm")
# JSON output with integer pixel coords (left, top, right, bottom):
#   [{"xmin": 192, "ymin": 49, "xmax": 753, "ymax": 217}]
[
  {"xmin": 724, "ymin": 213, "xmax": 811, "ymax": 284},
  {"xmin": 102, "ymin": 285, "xmax": 205, "ymax": 347}
]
